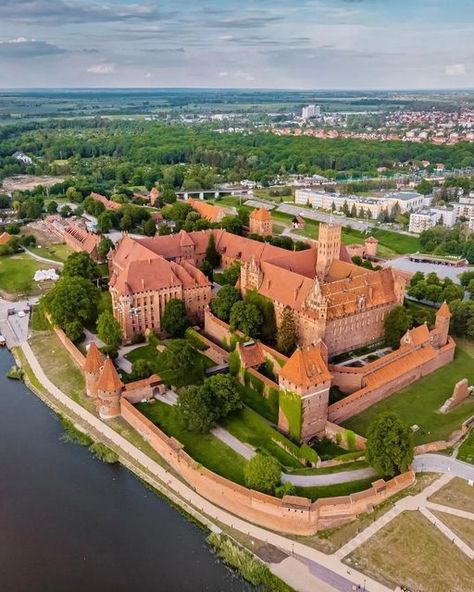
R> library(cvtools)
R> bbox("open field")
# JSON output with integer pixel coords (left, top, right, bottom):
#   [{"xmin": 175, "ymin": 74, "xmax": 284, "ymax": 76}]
[
  {"xmin": 345, "ymin": 511, "xmax": 474, "ymax": 592},
  {"xmin": 137, "ymin": 400, "xmax": 248, "ymax": 485},
  {"xmin": 28, "ymin": 243, "xmax": 74, "ymax": 262},
  {"xmin": 0, "ymin": 253, "xmax": 58, "ymax": 296},
  {"xmin": 429, "ymin": 477, "xmax": 474, "ymax": 513},
  {"xmin": 342, "ymin": 345, "xmax": 474, "ymax": 445},
  {"xmin": 433, "ymin": 510, "xmax": 474, "ymax": 549},
  {"xmin": 1, "ymin": 175, "xmax": 64, "ymax": 193}
]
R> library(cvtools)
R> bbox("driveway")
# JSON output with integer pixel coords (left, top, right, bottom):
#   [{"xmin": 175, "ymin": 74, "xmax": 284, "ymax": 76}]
[{"xmin": 412, "ymin": 453, "xmax": 474, "ymax": 481}]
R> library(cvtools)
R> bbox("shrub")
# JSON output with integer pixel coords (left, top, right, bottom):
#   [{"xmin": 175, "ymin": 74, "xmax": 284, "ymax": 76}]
[
  {"xmin": 228, "ymin": 349, "xmax": 241, "ymax": 376},
  {"xmin": 244, "ymin": 452, "xmax": 281, "ymax": 494},
  {"xmin": 275, "ymin": 482, "xmax": 296, "ymax": 498},
  {"xmin": 89, "ymin": 442, "xmax": 119, "ymax": 463}
]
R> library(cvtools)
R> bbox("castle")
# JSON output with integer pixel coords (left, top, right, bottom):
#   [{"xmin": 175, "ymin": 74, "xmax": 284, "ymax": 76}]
[{"xmin": 109, "ymin": 219, "xmax": 406, "ymax": 355}]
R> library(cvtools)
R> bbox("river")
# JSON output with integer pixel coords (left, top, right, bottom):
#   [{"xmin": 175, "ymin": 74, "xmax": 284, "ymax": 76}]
[{"xmin": 0, "ymin": 349, "xmax": 248, "ymax": 591}]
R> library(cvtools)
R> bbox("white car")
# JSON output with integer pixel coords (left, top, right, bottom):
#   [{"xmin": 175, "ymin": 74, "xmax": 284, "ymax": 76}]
[{"xmin": 17, "ymin": 311, "xmax": 26, "ymax": 318}]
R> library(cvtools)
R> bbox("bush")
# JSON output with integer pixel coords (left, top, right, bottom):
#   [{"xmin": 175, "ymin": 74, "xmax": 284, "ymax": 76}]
[
  {"xmin": 275, "ymin": 482, "xmax": 296, "ymax": 498},
  {"xmin": 228, "ymin": 349, "xmax": 241, "ymax": 376},
  {"xmin": 89, "ymin": 442, "xmax": 119, "ymax": 463}
]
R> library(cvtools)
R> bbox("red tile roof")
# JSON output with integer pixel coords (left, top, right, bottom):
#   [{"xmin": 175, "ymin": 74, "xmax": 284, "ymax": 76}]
[
  {"xmin": 250, "ymin": 207, "xmax": 271, "ymax": 221},
  {"xmin": 237, "ymin": 341, "xmax": 265, "ymax": 368},
  {"xmin": 279, "ymin": 344, "xmax": 332, "ymax": 389},
  {"xmin": 83, "ymin": 342, "xmax": 104, "ymax": 374},
  {"xmin": 96, "ymin": 358, "xmax": 123, "ymax": 393}
]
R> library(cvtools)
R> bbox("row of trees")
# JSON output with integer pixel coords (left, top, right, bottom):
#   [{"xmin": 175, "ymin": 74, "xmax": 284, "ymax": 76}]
[
  {"xmin": 419, "ymin": 226, "xmax": 474, "ymax": 263},
  {"xmin": 407, "ymin": 271, "xmax": 465, "ymax": 304}
]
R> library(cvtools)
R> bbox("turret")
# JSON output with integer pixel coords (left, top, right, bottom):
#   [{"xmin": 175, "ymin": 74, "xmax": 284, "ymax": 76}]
[
  {"xmin": 83, "ymin": 342, "xmax": 104, "ymax": 398},
  {"xmin": 364, "ymin": 236, "xmax": 378, "ymax": 258},
  {"xmin": 96, "ymin": 358, "xmax": 124, "ymax": 419},
  {"xmin": 435, "ymin": 301, "xmax": 451, "ymax": 347}
]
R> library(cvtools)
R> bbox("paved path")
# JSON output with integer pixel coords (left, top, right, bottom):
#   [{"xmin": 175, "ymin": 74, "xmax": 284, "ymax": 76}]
[
  {"xmin": 23, "ymin": 247, "xmax": 64, "ymax": 267},
  {"xmin": 412, "ymin": 453, "xmax": 474, "ymax": 481},
  {"xmin": 419, "ymin": 506, "xmax": 474, "ymax": 559},
  {"xmin": 115, "ymin": 343, "xmax": 145, "ymax": 373},
  {"xmin": 277, "ymin": 203, "xmax": 370, "ymax": 232},
  {"xmin": 335, "ymin": 473, "xmax": 453, "ymax": 560},
  {"xmin": 425, "ymin": 501, "xmax": 474, "ymax": 521},
  {"xmin": 19, "ymin": 340, "xmax": 390, "ymax": 592}
]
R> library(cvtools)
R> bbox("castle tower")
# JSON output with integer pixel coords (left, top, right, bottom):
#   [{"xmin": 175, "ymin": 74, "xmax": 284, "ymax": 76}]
[
  {"xmin": 96, "ymin": 358, "xmax": 124, "ymax": 419},
  {"xmin": 316, "ymin": 223, "xmax": 341, "ymax": 279},
  {"xmin": 83, "ymin": 342, "xmax": 104, "ymax": 398},
  {"xmin": 249, "ymin": 208, "xmax": 272, "ymax": 237},
  {"xmin": 364, "ymin": 236, "xmax": 378, "ymax": 259},
  {"xmin": 241, "ymin": 256, "xmax": 263, "ymax": 292},
  {"xmin": 277, "ymin": 343, "xmax": 332, "ymax": 441},
  {"xmin": 435, "ymin": 301, "xmax": 451, "ymax": 347}
]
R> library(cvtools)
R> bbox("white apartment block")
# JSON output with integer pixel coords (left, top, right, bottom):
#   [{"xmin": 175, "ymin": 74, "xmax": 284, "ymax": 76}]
[
  {"xmin": 384, "ymin": 191, "xmax": 425, "ymax": 213},
  {"xmin": 455, "ymin": 196, "xmax": 474, "ymax": 219},
  {"xmin": 301, "ymin": 104, "xmax": 321, "ymax": 120},
  {"xmin": 409, "ymin": 210, "xmax": 438, "ymax": 233}
]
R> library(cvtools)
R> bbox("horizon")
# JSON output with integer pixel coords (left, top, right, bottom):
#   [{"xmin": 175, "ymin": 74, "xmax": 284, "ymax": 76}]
[{"xmin": 1, "ymin": 0, "xmax": 473, "ymax": 90}]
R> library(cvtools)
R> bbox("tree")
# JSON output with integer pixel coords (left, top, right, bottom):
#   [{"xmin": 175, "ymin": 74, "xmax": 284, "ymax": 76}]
[
  {"xmin": 244, "ymin": 453, "xmax": 281, "ymax": 494},
  {"xmin": 43, "ymin": 276, "xmax": 100, "ymax": 336},
  {"xmin": 47, "ymin": 200, "xmax": 58, "ymax": 214},
  {"xmin": 62, "ymin": 251, "xmax": 100, "ymax": 281},
  {"xmin": 366, "ymin": 413, "xmax": 414, "ymax": 477},
  {"xmin": 143, "ymin": 218, "xmax": 157, "ymax": 236},
  {"xmin": 98, "ymin": 236, "xmax": 114, "ymax": 260},
  {"xmin": 6, "ymin": 223, "xmax": 20, "ymax": 235},
  {"xmin": 217, "ymin": 261, "xmax": 241, "ymax": 286},
  {"xmin": 131, "ymin": 359, "xmax": 154, "ymax": 380},
  {"xmin": 97, "ymin": 310, "xmax": 122, "ymax": 350},
  {"xmin": 120, "ymin": 214, "xmax": 132, "ymax": 231},
  {"xmin": 161, "ymin": 186, "xmax": 177, "ymax": 204},
  {"xmin": 159, "ymin": 340, "xmax": 205, "ymax": 387},
  {"xmin": 161, "ymin": 299, "xmax": 189, "ymax": 337},
  {"xmin": 97, "ymin": 211, "xmax": 113, "ymax": 234},
  {"xmin": 415, "ymin": 179, "xmax": 434, "ymax": 195},
  {"xmin": 211, "ymin": 285, "xmax": 241, "ymax": 322},
  {"xmin": 205, "ymin": 233, "xmax": 221, "ymax": 268},
  {"xmin": 200, "ymin": 259, "xmax": 214, "ymax": 281},
  {"xmin": 410, "ymin": 271, "xmax": 425, "ymax": 286},
  {"xmin": 276, "ymin": 306, "xmax": 298, "ymax": 355},
  {"xmin": 204, "ymin": 374, "xmax": 242, "ymax": 419},
  {"xmin": 384, "ymin": 306, "xmax": 412, "ymax": 348},
  {"xmin": 229, "ymin": 301, "xmax": 263, "ymax": 338},
  {"xmin": 177, "ymin": 385, "xmax": 214, "ymax": 432}
]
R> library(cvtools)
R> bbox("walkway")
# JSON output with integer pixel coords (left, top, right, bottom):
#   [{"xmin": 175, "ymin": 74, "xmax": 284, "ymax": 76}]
[
  {"xmin": 419, "ymin": 506, "xmax": 474, "ymax": 559},
  {"xmin": 19, "ymin": 340, "xmax": 390, "ymax": 592},
  {"xmin": 412, "ymin": 453, "xmax": 474, "ymax": 481}
]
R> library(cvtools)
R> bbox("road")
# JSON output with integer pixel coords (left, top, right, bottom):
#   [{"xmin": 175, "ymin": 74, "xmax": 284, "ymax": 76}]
[{"xmin": 412, "ymin": 453, "xmax": 474, "ymax": 481}]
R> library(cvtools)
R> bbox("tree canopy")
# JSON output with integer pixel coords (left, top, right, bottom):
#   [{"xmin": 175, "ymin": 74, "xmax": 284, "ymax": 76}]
[
  {"xmin": 161, "ymin": 299, "xmax": 189, "ymax": 337},
  {"xmin": 366, "ymin": 413, "xmax": 414, "ymax": 477},
  {"xmin": 384, "ymin": 306, "xmax": 412, "ymax": 348},
  {"xmin": 62, "ymin": 251, "xmax": 100, "ymax": 281},
  {"xmin": 244, "ymin": 453, "xmax": 281, "ymax": 494},
  {"xmin": 211, "ymin": 285, "xmax": 241, "ymax": 322},
  {"xmin": 97, "ymin": 310, "xmax": 122, "ymax": 351},
  {"xmin": 229, "ymin": 301, "xmax": 263, "ymax": 338}
]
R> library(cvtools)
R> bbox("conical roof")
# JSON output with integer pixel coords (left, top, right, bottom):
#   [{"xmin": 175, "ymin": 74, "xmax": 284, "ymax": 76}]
[
  {"xmin": 96, "ymin": 358, "xmax": 123, "ymax": 393},
  {"xmin": 83, "ymin": 342, "xmax": 104, "ymax": 374},
  {"xmin": 437, "ymin": 301, "xmax": 451, "ymax": 319}
]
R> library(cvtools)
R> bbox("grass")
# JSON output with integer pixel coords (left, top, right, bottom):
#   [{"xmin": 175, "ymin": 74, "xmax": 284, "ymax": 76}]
[
  {"xmin": 311, "ymin": 438, "xmax": 347, "ymax": 460},
  {"xmin": 457, "ymin": 430, "xmax": 474, "ymax": 464},
  {"xmin": 29, "ymin": 332, "xmax": 85, "ymax": 403},
  {"xmin": 222, "ymin": 406, "xmax": 302, "ymax": 469},
  {"xmin": 0, "ymin": 253, "xmax": 55, "ymax": 295},
  {"xmin": 429, "ymin": 477, "xmax": 474, "ymax": 513},
  {"xmin": 126, "ymin": 340, "xmax": 214, "ymax": 376},
  {"xmin": 29, "ymin": 305, "xmax": 51, "ymax": 331},
  {"xmin": 239, "ymin": 384, "xmax": 279, "ymax": 423},
  {"xmin": 287, "ymin": 459, "xmax": 369, "ymax": 476},
  {"xmin": 342, "ymin": 345, "xmax": 474, "ymax": 445},
  {"xmin": 433, "ymin": 511, "xmax": 474, "ymax": 549},
  {"xmin": 295, "ymin": 477, "xmax": 375, "ymax": 502},
  {"xmin": 28, "ymin": 243, "xmax": 74, "ymax": 262},
  {"xmin": 137, "ymin": 400, "xmax": 248, "ymax": 485},
  {"xmin": 345, "ymin": 511, "xmax": 474, "ymax": 592}
]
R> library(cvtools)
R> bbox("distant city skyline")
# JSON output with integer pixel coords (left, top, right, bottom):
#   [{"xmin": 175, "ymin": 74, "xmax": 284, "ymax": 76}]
[{"xmin": 0, "ymin": 0, "xmax": 473, "ymax": 89}]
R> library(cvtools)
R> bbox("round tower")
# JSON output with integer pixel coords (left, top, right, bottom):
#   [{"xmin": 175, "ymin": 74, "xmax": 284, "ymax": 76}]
[
  {"xmin": 83, "ymin": 342, "xmax": 104, "ymax": 398},
  {"xmin": 96, "ymin": 358, "xmax": 124, "ymax": 419}
]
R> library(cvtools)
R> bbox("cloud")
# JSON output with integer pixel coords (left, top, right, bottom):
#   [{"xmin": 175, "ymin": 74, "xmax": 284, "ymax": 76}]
[
  {"xmin": 86, "ymin": 63, "xmax": 115, "ymax": 74},
  {"xmin": 219, "ymin": 71, "xmax": 229, "ymax": 77},
  {"xmin": 0, "ymin": 37, "xmax": 66, "ymax": 57},
  {"xmin": 445, "ymin": 63, "xmax": 466, "ymax": 76}
]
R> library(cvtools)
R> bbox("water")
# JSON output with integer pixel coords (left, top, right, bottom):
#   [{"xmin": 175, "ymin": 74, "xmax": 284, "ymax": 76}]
[{"xmin": 0, "ymin": 349, "xmax": 248, "ymax": 591}]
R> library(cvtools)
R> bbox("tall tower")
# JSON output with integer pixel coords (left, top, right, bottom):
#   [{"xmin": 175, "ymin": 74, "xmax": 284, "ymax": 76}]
[
  {"xmin": 435, "ymin": 301, "xmax": 451, "ymax": 347},
  {"xmin": 316, "ymin": 223, "xmax": 341, "ymax": 279},
  {"xmin": 83, "ymin": 342, "xmax": 104, "ymax": 398},
  {"xmin": 96, "ymin": 358, "xmax": 124, "ymax": 419}
]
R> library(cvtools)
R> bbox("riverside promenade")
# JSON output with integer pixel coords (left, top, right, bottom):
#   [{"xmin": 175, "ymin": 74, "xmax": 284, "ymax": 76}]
[{"xmin": 19, "ymin": 340, "xmax": 392, "ymax": 592}]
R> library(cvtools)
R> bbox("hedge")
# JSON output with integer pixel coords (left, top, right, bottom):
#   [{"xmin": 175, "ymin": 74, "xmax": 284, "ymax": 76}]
[
  {"xmin": 228, "ymin": 349, "xmax": 241, "ymax": 376},
  {"xmin": 279, "ymin": 390, "xmax": 302, "ymax": 441},
  {"xmin": 184, "ymin": 327, "xmax": 208, "ymax": 351}
]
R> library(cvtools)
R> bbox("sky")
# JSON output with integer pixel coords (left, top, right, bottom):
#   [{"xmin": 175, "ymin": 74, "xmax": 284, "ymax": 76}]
[{"xmin": 0, "ymin": 0, "xmax": 473, "ymax": 90}]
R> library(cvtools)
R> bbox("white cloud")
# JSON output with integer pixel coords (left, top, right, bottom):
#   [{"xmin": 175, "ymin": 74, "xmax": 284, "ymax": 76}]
[
  {"xmin": 219, "ymin": 71, "xmax": 229, "ymax": 77},
  {"xmin": 445, "ymin": 63, "xmax": 465, "ymax": 76},
  {"xmin": 87, "ymin": 63, "xmax": 115, "ymax": 74},
  {"xmin": 1, "ymin": 37, "xmax": 29, "ymax": 44},
  {"xmin": 145, "ymin": 72, "xmax": 152, "ymax": 79}
]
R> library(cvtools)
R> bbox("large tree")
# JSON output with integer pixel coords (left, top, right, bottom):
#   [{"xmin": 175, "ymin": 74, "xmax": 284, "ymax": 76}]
[
  {"xmin": 384, "ymin": 306, "xmax": 412, "ymax": 348},
  {"xmin": 97, "ymin": 211, "xmax": 113, "ymax": 234},
  {"xmin": 229, "ymin": 301, "xmax": 262, "ymax": 338},
  {"xmin": 244, "ymin": 453, "xmax": 281, "ymax": 494},
  {"xmin": 43, "ymin": 276, "xmax": 100, "ymax": 339},
  {"xmin": 161, "ymin": 299, "xmax": 189, "ymax": 337},
  {"xmin": 62, "ymin": 251, "xmax": 100, "ymax": 281},
  {"xmin": 276, "ymin": 306, "xmax": 298, "ymax": 355},
  {"xmin": 366, "ymin": 413, "xmax": 414, "ymax": 477},
  {"xmin": 159, "ymin": 340, "xmax": 205, "ymax": 387},
  {"xmin": 211, "ymin": 285, "xmax": 241, "ymax": 322},
  {"xmin": 97, "ymin": 236, "xmax": 114, "ymax": 261},
  {"xmin": 97, "ymin": 310, "xmax": 122, "ymax": 351}
]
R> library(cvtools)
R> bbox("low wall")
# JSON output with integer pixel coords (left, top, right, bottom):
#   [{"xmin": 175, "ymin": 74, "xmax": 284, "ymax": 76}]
[
  {"xmin": 325, "ymin": 421, "xmax": 367, "ymax": 451},
  {"xmin": 414, "ymin": 414, "xmax": 474, "ymax": 455},
  {"xmin": 204, "ymin": 307, "xmax": 238, "ymax": 347},
  {"xmin": 246, "ymin": 367, "xmax": 279, "ymax": 399},
  {"xmin": 120, "ymin": 398, "xmax": 415, "ymax": 535},
  {"xmin": 51, "ymin": 324, "xmax": 86, "ymax": 368}
]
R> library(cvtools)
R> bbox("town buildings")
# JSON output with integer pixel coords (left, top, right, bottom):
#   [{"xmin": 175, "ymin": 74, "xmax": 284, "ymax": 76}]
[
  {"xmin": 409, "ymin": 206, "xmax": 457, "ymax": 233},
  {"xmin": 301, "ymin": 104, "xmax": 321, "ymax": 120},
  {"xmin": 249, "ymin": 207, "xmax": 272, "ymax": 236},
  {"xmin": 110, "ymin": 221, "xmax": 405, "ymax": 355}
]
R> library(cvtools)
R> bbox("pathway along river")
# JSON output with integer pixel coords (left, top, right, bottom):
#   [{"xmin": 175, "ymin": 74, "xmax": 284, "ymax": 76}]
[{"xmin": 0, "ymin": 349, "xmax": 249, "ymax": 591}]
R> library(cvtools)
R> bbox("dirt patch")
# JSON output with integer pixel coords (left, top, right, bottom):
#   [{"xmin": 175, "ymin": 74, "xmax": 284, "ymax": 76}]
[
  {"xmin": 429, "ymin": 477, "xmax": 474, "ymax": 513},
  {"xmin": 1, "ymin": 175, "xmax": 64, "ymax": 193},
  {"xmin": 433, "ymin": 510, "xmax": 474, "ymax": 549}
]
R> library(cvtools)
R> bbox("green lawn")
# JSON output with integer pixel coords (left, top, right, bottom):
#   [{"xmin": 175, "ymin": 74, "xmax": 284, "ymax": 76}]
[
  {"xmin": 295, "ymin": 477, "xmax": 375, "ymax": 502},
  {"xmin": 223, "ymin": 406, "xmax": 302, "ymax": 469},
  {"xmin": 136, "ymin": 400, "xmax": 248, "ymax": 485},
  {"xmin": 342, "ymin": 346, "xmax": 474, "ymax": 445},
  {"xmin": 28, "ymin": 243, "xmax": 74, "ymax": 262},
  {"xmin": 0, "ymin": 254, "xmax": 56, "ymax": 295},
  {"xmin": 457, "ymin": 430, "xmax": 474, "ymax": 465},
  {"xmin": 126, "ymin": 340, "xmax": 214, "ymax": 373},
  {"xmin": 239, "ymin": 384, "xmax": 279, "ymax": 423}
]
